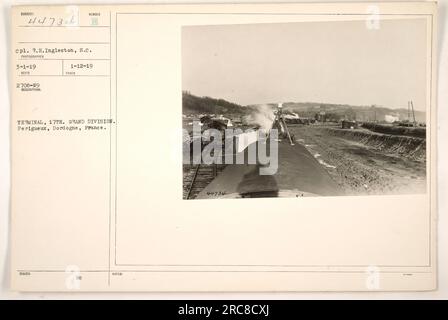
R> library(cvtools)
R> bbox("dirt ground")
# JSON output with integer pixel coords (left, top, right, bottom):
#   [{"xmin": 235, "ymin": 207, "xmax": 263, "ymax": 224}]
[{"xmin": 288, "ymin": 125, "xmax": 427, "ymax": 196}]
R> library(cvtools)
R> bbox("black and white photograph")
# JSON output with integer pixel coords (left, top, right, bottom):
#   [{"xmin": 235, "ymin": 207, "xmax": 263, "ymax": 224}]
[
  {"xmin": 3, "ymin": 0, "xmax": 444, "ymax": 297},
  {"xmin": 182, "ymin": 19, "xmax": 428, "ymax": 199}
]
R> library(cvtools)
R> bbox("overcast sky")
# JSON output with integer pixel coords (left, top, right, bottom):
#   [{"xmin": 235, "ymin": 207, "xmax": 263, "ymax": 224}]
[{"xmin": 182, "ymin": 19, "xmax": 428, "ymax": 111}]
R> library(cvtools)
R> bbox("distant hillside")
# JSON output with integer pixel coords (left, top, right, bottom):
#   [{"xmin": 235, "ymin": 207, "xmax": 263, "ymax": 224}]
[
  {"xmin": 182, "ymin": 91, "xmax": 248, "ymax": 116},
  {"xmin": 250, "ymin": 102, "xmax": 426, "ymax": 123},
  {"xmin": 183, "ymin": 92, "xmax": 426, "ymax": 123}
]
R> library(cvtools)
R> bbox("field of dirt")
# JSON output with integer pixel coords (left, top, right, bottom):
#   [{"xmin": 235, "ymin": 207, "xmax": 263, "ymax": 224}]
[{"xmin": 288, "ymin": 124, "xmax": 427, "ymax": 196}]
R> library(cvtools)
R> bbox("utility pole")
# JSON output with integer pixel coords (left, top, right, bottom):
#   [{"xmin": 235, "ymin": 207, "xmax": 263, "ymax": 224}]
[
  {"xmin": 407, "ymin": 101, "xmax": 411, "ymax": 122},
  {"xmin": 373, "ymin": 105, "xmax": 376, "ymax": 122},
  {"xmin": 410, "ymin": 100, "xmax": 416, "ymax": 126}
]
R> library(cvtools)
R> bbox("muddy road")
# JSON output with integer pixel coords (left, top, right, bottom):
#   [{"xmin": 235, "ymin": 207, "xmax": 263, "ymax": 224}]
[{"xmin": 288, "ymin": 125, "xmax": 426, "ymax": 196}]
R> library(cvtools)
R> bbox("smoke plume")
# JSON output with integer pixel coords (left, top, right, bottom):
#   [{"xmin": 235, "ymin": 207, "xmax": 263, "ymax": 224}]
[{"xmin": 244, "ymin": 104, "xmax": 276, "ymax": 131}]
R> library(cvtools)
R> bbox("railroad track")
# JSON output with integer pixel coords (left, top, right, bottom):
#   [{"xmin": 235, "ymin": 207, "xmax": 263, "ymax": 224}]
[
  {"xmin": 183, "ymin": 164, "xmax": 225, "ymax": 199},
  {"xmin": 183, "ymin": 132, "xmax": 226, "ymax": 199}
]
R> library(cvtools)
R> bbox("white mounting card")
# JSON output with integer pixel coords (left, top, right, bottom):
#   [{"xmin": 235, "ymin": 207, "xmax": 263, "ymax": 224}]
[{"xmin": 10, "ymin": 2, "xmax": 437, "ymax": 291}]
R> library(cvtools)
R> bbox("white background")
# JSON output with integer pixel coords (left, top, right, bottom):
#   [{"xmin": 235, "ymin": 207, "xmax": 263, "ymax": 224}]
[{"xmin": 1, "ymin": 0, "xmax": 447, "ymax": 299}]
